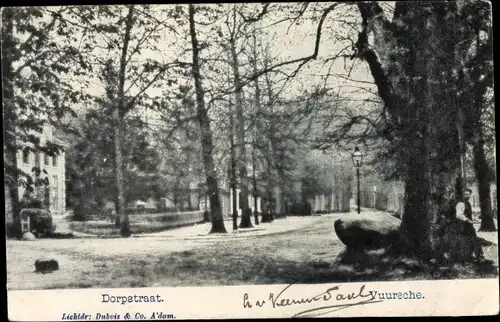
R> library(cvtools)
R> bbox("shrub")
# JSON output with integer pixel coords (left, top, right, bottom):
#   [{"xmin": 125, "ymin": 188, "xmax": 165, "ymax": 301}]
[
  {"xmin": 21, "ymin": 208, "xmax": 53, "ymax": 235},
  {"xmin": 289, "ymin": 202, "xmax": 312, "ymax": 216},
  {"xmin": 125, "ymin": 207, "xmax": 162, "ymax": 215},
  {"xmin": 5, "ymin": 222, "xmax": 16, "ymax": 238}
]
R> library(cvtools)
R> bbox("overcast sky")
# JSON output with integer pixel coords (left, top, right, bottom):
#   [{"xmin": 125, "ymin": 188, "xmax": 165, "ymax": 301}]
[
  {"xmin": 13, "ymin": 4, "xmax": 377, "ymax": 105},
  {"xmin": 13, "ymin": 4, "xmax": 381, "ymax": 160}
]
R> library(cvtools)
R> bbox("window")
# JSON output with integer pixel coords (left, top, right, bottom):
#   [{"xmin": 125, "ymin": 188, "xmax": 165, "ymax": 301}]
[
  {"xmin": 35, "ymin": 151, "xmax": 40, "ymax": 166},
  {"xmin": 51, "ymin": 175, "xmax": 59, "ymax": 212},
  {"xmin": 44, "ymin": 153, "xmax": 50, "ymax": 166},
  {"xmin": 22, "ymin": 149, "xmax": 30, "ymax": 164},
  {"xmin": 52, "ymin": 155, "xmax": 57, "ymax": 167}
]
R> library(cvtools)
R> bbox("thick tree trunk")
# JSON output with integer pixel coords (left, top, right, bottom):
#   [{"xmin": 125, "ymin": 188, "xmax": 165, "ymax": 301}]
[
  {"xmin": 401, "ymin": 165, "xmax": 433, "ymax": 258},
  {"xmin": 355, "ymin": 2, "xmax": 466, "ymax": 260},
  {"xmin": 2, "ymin": 8, "xmax": 22, "ymax": 237},
  {"xmin": 116, "ymin": 5, "xmax": 135, "ymax": 237},
  {"xmin": 189, "ymin": 4, "xmax": 227, "ymax": 234}
]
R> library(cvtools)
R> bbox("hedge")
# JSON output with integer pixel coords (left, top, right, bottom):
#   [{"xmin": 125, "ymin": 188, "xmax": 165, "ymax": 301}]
[{"xmin": 70, "ymin": 210, "xmax": 206, "ymax": 236}]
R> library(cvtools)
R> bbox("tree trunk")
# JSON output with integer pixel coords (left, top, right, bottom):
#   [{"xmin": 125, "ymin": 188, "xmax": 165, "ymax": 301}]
[
  {"xmin": 474, "ymin": 131, "xmax": 496, "ymax": 231},
  {"xmin": 251, "ymin": 32, "xmax": 261, "ymax": 226},
  {"xmin": 262, "ymin": 139, "xmax": 274, "ymax": 223},
  {"xmin": 2, "ymin": 8, "xmax": 22, "ymax": 237},
  {"xmin": 252, "ymin": 135, "xmax": 259, "ymax": 225},
  {"xmin": 115, "ymin": 5, "xmax": 135, "ymax": 237},
  {"xmin": 472, "ymin": 25, "xmax": 496, "ymax": 232},
  {"xmin": 355, "ymin": 2, "xmax": 465, "ymax": 260},
  {"xmin": 263, "ymin": 71, "xmax": 276, "ymax": 222},
  {"xmin": 187, "ymin": 187, "xmax": 193, "ymax": 210},
  {"xmin": 228, "ymin": 94, "xmax": 238, "ymax": 230},
  {"xmin": 277, "ymin": 145, "xmax": 287, "ymax": 218},
  {"xmin": 173, "ymin": 177, "xmax": 181, "ymax": 210},
  {"xmin": 189, "ymin": 4, "xmax": 227, "ymax": 233},
  {"xmin": 229, "ymin": 18, "xmax": 253, "ymax": 228}
]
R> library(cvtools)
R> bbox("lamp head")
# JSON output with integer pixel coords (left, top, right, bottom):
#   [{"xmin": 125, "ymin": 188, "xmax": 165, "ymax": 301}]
[{"xmin": 352, "ymin": 146, "xmax": 363, "ymax": 168}]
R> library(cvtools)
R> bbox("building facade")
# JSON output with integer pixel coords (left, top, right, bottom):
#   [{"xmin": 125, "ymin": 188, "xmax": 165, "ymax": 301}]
[{"xmin": 16, "ymin": 124, "xmax": 66, "ymax": 218}]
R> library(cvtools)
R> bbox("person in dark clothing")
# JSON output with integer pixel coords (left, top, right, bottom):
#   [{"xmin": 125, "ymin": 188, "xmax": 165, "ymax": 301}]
[
  {"xmin": 434, "ymin": 188, "xmax": 487, "ymax": 265},
  {"xmin": 453, "ymin": 188, "xmax": 486, "ymax": 263}
]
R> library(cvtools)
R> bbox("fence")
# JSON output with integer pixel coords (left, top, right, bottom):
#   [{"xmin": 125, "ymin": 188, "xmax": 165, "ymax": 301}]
[
  {"xmin": 127, "ymin": 210, "xmax": 206, "ymax": 226},
  {"xmin": 69, "ymin": 210, "xmax": 207, "ymax": 235},
  {"xmin": 359, "ymin": 188, "xmax": 405, "ymax": 216},
  {"xmin": 359, "ymin": 184, "xmax": 497, "ymax": 218},
  {"xmin": 311, "ymin": 188, "xmax": 352, "ymax": 214}
]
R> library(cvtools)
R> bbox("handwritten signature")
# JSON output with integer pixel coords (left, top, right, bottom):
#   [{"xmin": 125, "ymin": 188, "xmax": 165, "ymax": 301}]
[{"xmin": 243, "ymin": 281, "xmax": 383, "ymax": 318}]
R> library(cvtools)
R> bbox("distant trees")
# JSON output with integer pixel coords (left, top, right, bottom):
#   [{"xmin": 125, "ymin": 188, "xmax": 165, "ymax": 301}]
[
  {"xmin": 62, "ymin": 5, "xmax": 187, "ymax": 236},
  {"xmin": 65, "ymin": 102, "xmax": 162, "ymax": 222}
]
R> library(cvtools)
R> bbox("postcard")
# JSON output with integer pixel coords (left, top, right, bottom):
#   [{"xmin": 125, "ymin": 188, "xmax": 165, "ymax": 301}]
[{"xmin": 4, "ymin": 2, "xmax": 498, "ymax": 320}]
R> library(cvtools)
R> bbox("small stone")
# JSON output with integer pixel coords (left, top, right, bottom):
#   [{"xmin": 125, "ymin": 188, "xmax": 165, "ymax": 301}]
[
  {"xmin": 35, "ymin": 258, "xmax": 59, "ymax": 273},
  {"xmin": 22, "ymin": 232, "xmax": 36, "ymax": 241}
]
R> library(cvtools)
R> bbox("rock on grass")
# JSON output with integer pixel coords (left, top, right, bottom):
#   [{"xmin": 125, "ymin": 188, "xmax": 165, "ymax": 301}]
[
  {"xmin": 334, "ymin": 213, "xmax": 402, "ymax": 251},
  {"xmin": 35, "ymin": 258, "xmax": 59, "ymax": 273},
  {"xmin": 22, "ymin": 232, "xmax": 36, "ymax": 241}
]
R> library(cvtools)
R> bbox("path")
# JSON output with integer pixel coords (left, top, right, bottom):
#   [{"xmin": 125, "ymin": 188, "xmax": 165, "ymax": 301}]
[
  {"xmin": 7, "ymin": 212, "xmax": 498, "ymax": 290},
  {"xmin": 6, "ymin": 214, "xmax": 339, "ymax": 290}
]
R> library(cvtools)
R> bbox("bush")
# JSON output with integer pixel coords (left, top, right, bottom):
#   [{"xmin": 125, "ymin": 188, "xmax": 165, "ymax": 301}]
[
  {"xmin": 125, "ymin": 207, "xmax": 159, "ymax": 215},
  {"xmin": 5, "ymin": 222, "xmax": 17, "ymax": 238},
  {"xmin": 21, "ymin": 208, "xmax": 53, "ymax": 235},
  {"xmin": 289, "ymin": 202, "xmax": 312, "ymax": 216},
  {"xmin": 72, "ymin": 201, "xmax": 110, "ymax": 221},
  {"xmin": 69, "ymin": 210, "xmax": 206, "ymax": 235}
]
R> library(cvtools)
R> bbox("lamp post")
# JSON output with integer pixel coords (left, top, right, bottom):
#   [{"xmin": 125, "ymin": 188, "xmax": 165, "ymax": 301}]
[{"xmin": 352, "ymin": 146, "xmax": 363, "ymax": 214}]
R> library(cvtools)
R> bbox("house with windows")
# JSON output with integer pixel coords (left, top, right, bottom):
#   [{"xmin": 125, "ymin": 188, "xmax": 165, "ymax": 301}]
[{"xmin": 17, "ymin": 124, "xmax": 66, "ymax": 218}]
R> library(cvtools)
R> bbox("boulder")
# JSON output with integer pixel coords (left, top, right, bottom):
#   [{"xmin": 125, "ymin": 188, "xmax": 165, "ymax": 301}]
[
  {"xmin": 22, "ymin": 232, "xmax": 36, "ymax": 241},
  {"xmin": 35, "ymin": 258, "xmax": 59, "ymax": 273},
  {"xmin": 334, "ymin": 213, "xmax": 402, "ymax": 251}
]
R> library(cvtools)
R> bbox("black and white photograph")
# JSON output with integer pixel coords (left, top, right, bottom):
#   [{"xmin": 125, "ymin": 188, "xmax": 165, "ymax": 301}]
[{"xmin": 3, "ymin": 1, "xmax": 498, "ymax": 318}]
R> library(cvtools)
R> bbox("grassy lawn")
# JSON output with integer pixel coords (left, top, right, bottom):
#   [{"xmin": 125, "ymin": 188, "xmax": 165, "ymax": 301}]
[{"xmin": 7, "ymin": 216, "xmax": 498, "ymax": 290}]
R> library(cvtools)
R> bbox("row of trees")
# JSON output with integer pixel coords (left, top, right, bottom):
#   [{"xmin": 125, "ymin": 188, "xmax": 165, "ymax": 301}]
[
  {"xmin": 3, "ymin": 4, "xmax": 353, "ymax": 237},
  {"xmin": 4, "ymin": 3, "xmax": 496, "ymax": 260}
]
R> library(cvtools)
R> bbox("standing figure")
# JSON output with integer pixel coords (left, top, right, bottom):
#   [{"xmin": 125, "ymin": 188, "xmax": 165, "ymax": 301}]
[{"xmin": 454, "ymin": 188, "xmax": 486, "ymax": 263}]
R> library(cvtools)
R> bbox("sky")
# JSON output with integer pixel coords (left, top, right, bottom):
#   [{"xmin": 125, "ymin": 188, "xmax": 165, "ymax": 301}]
[
  {"xmin": 16, "ymin": 4, "xmax": 378, "ymax": 105},
  {"xmin": 12, "ymin": 3, "xmax": 383, "ymax": 162}
]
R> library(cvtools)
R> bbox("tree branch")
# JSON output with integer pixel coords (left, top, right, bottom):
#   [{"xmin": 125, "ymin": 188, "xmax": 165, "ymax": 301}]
[
  {"xmin": 235, "ymin": 3, "xmax": 340, "ymax": 92},
  {"xmin": 355, "ymin": 2, "xmax": 400, "ymax": 123},
  {"xmin": 237, "ymin": 3, "xmax": 271, "ymax": 23}
]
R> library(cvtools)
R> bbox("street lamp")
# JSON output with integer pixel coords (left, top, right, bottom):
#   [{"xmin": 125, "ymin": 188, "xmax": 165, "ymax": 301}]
[{"xmin": 352, "ymin": 146, "xmax": 363, "ymax": 214}]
